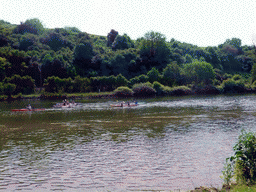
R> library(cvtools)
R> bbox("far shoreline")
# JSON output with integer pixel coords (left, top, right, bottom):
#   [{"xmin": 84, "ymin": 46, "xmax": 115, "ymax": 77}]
[{"xmin": 2, "ymin": 87, "xmax": 256, "ymax": 102}]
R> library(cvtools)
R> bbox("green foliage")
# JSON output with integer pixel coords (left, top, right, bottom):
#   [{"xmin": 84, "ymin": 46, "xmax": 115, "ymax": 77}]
[
  {"xmin": 24, "ymin": 18, "xmax": 44, "ymax": 34},
  {"xmin": 41, "ymin": 32, "xmax": 71, "ymax": 51},
  {"xmin": 112, "ymin": 34, "xmax": 133, "ymax": 50},
  {"xmin": 220, "ymin": 78, "xmax": 246, "ymax": 93},
  {"xmin": 220, "ymin": 38, "xmax": 242, "ymax": 49},
  {"xmin": 64, "ymin": 27, "xmax": 81, "ymax": 34},
  {"xmin": 153, "ymin": 81, "xmax": 166, "ymax": 96},
  {"xmin": 232, "ymin": 74, "xmax": 242, "ymax": 81},
  {"xmin": 113, "ymin": 86, "xmax": 133, "ymax": 97},
  {"xmin": 0, "ymin": 57, "xmax": 10, "ymax": 81},
  {"xmin": 251, "ymin": 63, "xmax": 256, "ymax": 84},
  {"xmin": 147, "ymin": 67, "xmax": 161, "ymax": 83},
  {"xmin": 0, "ymin": 82, "xmax": 3, "ymax": 94},
  {"xmin": 228, "ymin": 130, "xmax": 256, "ymax": 185},
  {"xmin": 73, "ymin": 76, "xmax": 91, "ymax": 92},
  {"xmin": 44, "ymin": 76, "xmax": 77, "ymax": 93},
  {"xmin": 221, "ymin": 158, "xmax": 234, "ymax": 186},
  {"xmin": 19, "ymin": 34, "xmax": 37, "ymax": 50},
  {"xmin": 116, "ymin": 74, "xmax": 128, "ymax": 88},
  {"xmin": 132, "ymin": 82, "xmax": 156, "ymax": 97},
  {"xmin": 4, "ymin": 75, "xmax": 35, "ymax": 94},
  {"xmin": 182, "ymin": 61, "xmax": 215, "ymax": 84},
  {"xmin": 162, "ymin": 62, "xmax": 181, "ymax": 86},
  {"xmin": 139, "ymin": 31, "xmax": 170, "ymax": 67},
  {"xmin": 3, "ymin": 83, "xmax": 16, "ymax": 96},
  {"xmin": 74, "ymin": 43, "xmax": 93, "ymax": 61}
]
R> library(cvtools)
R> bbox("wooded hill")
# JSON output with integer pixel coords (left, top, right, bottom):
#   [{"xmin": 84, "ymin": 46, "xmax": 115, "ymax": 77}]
[{"xmin": 0, "ymin": 18, "xmax": 256, "ymax": 98}]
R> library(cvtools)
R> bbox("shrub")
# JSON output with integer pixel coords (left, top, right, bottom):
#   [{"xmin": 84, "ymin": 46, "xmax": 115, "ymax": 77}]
[
  {"xmin": 220, "ymin": 78, "xmax": 246, "ymax": 93},
  {"xmin": 193, "ymin": 84, "xmax": 221, "ymax": 95},
  {"xmin": 3, "ymin": 75, "xmax": 35, "ymax": 94},
  {"xmin": 132, "ymin": 82, "xmax": 156, "ymax": 97},
  {"xmin": 232, "ymin": 74, "xmax": 242, "ymax": 81},
  {"xmin": 226, "ymin": 130, "xmax": 256, "ymax": 185},
  {"xmin": 3, "ymin": 83, "xmax": 16, "ymax": 96},
  {"xmin": 113, "ymin": 86, "xmax": 133, "ymax": 97},
  {"xmin": 169, "ymin": 86, "xmax": 192, "ymax": 96},
  {"xmin": 153, "ymin": 81, "xmax": 165, "ymax": 96}
]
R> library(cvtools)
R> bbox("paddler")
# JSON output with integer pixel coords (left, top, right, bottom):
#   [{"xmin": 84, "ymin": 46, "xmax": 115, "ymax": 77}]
[{"xmin": 26, "ymin": 104, "xmax": 32, "ymax": 110}]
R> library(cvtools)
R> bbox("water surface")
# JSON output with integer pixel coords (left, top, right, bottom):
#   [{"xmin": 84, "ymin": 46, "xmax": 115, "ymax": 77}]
[{"xmin": 0, "ymin": 95, "xmax": 256, "ymax": 191}]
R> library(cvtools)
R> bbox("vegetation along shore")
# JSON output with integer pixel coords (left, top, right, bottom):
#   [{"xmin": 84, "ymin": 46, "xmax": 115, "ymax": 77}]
[{"xmin": 1, "ymin": 18, "xmax": 256, "ymax": 101}]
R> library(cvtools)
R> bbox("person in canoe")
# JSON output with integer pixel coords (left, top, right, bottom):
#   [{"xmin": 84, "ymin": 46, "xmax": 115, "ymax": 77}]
[{"xmin": 26, "ymin": 104, "xmax": 32, "ymax": 110}]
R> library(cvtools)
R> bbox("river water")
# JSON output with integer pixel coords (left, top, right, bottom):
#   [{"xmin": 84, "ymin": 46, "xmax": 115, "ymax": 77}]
[{"xmin": 0, "ymin": 95, "xmax": 256, "ymax": 191}]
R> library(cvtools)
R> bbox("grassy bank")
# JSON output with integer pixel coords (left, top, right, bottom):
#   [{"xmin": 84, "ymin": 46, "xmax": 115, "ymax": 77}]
[{"xmin": 189, "ymin": 183, "xmax": 256, "ymax": 192}]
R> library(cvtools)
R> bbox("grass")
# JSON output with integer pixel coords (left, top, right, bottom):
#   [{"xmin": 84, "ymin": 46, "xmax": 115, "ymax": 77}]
[{"xmin": 188, "ymin": 183, "xmax": 256, "ymax": 192}]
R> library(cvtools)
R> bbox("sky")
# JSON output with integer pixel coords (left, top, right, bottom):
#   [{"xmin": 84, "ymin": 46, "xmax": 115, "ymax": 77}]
[{"xmin": 1, "ymin": 0, "xmax": 256, "ymax": 47}]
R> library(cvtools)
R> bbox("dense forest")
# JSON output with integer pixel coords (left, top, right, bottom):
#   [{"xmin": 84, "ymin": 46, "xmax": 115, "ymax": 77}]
[{"xmin": 1, "ymin": 18, "xmax": 256, "ymax": 99}]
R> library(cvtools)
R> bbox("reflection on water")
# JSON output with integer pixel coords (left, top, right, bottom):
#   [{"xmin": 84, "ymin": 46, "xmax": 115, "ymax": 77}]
[{"xmin": 0, "ymin": 95, "xmax": 256, "ymax": 191}]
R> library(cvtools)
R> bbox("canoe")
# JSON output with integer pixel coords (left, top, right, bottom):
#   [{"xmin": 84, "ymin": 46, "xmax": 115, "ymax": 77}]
[
  {"xmin": 53, "ymin": 103, "xmax": 78, "ymax": 108},
  {"xmin": 110, "ymin": 104, "xmax": 138, "ymax": 107},
  {"xmin": 11, "ymin": 108, "xmax": 45, "ymax": 112}
]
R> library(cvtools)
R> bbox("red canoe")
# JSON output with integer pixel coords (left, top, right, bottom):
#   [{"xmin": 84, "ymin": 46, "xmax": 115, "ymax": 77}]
[{"xmin": 11, "ymin": 108, "xmax": 45, "ymax": 112}]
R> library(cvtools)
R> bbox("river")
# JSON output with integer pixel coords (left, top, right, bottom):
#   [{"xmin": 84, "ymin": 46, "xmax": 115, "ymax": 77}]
[{"xmin": 0, "ymin": 94, "xmax": 256, "ymax": 191}]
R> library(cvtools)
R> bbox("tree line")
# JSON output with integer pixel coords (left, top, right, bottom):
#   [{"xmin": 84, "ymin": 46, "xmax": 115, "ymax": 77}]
[{"xmin": 0, "ymin": 18, "xmax": 256, "ymax": 98}]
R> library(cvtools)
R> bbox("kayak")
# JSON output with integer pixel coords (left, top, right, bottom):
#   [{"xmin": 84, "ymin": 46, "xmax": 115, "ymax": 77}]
[
  {"xmin": 11, "ymin": 108, "xmax": 45, "ymax": 112},
  {"xmin": 110, "ymin": 104, "xmax": 139, "ymax": 107},
  {"xmin": 53, "ymin": 103, "xmax": 78, "ymax": 108}
]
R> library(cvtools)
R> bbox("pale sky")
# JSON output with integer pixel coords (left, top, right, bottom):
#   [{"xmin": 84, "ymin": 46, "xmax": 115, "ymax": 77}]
[{"xmin": 1, "ymin": 0, "xmax": 256, "ymax": 47}]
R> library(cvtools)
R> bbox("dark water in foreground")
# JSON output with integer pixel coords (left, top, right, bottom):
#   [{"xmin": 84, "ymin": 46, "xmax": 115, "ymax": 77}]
[{"xmin": 0, "ymin": 95, "xmax": 256, "ymax": 191}]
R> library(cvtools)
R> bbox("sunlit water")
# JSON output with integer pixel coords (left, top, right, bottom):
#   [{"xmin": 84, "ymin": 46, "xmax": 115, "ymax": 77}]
[{"xmin": 0, "ymin": 95, "xmax": 256, "ymax": 191}]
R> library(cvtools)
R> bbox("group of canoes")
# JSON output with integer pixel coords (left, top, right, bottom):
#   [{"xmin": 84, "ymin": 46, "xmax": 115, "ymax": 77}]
[
  {"xmin": 53, "ymin": 99, "xmax": 78, "ymax": 108},
  {"xmin": 11, "ymin": 100, "xmax": 139, "ymax": 111},
  {"xmin": 110, "ymin": 101, "xmax": 138, "ymax": 107}
]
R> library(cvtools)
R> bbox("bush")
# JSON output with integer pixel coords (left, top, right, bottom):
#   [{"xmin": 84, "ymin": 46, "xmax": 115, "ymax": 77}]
[
  {"xmin": 193, "ymin": 84, "xmax": 221, "ymax": 95},
  {"xmin": 220, "ymin": 79, "xmax": 246, "ymax": 93},
  {"xmin": 153, "ymin": 81, "xmax": 165, "ymax": 96},
  {"xmin": 225, "ymin": 130, "xmax": 256, "ymax": 185},
  {"xmin": 232, "ymin": 74, "xmax": 242, "ymax": 81},
  {"xmin": 3, "ymin": 75, "xmax": 35, "ymax": 94},
  {"xmin": 3, "ymin": 83, "xmax": 16, "ymax": 96},
  {"xmin": 169, "ymin": 86, "xmax": 192, "ymax": 96},
  {"xmin": 132, "ymin": 82, "xmax": 156, "ymax": 97},
  {"xmin": 113, "ymin": 86, "xmax": 133, "ymax": 97}
]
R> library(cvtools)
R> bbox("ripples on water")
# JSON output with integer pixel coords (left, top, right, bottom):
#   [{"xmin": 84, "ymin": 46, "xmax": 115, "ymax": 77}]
[{"xmin": 0, "ymin": 95, "xmax": 256, "ymax": 191}]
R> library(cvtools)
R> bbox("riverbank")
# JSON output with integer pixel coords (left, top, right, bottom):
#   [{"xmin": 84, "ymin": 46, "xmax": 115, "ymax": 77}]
[
  {"xmin": 1, "ymin": 83, "xmax": 256, "ymax": 102},
  {"xmin": 9, "ymin": 85, "xmax": 256, "ymax": 101}
]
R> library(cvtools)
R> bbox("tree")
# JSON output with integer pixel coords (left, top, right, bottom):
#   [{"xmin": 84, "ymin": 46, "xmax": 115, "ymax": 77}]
[
  {"xmin": 222, "ymin": 38, "xmax": 242, "ymax": 50},
  {"xmin": 147, "ymin": 67, "xmax": 160, "ymax": 83},
  {"xmin": 24, "ymin": 18, "xmax": 44, "ymax": 34},
  {"xmin": 73, "ymin": 43, "xmax": 93, "ymax": 61},
  {"xmin": 183, "ymin": 61, "xmax": 215, "ymax": 84},
  {"xmin": 139, "ymin": 31, "xmax": 170, "ymax": 69},
  {"xmin": 110, "ymin": 54, "xmax": 129, "ymax": 77},
  {"xmin": 112, "ymin": 34, "xmax": 134, "ymax": 50},
  {"xmin": 251, "ymin": 63, "xmax": 256, "ymax": 83},
  {"xmin": 205, "ymin": 47, "xmax": 221, "ymax": 69},
  {"xmin": 19, "ymin": 34, "xmax": 37, "ymax": 51},
  {"xmin": 162, "ymin": 62, "xmax": 181, "ymax": 86},
  {"xmin": 0, "ymin": 57, "xmax": 10, "ymax": 81},
  {"xmin": 73, "ymin": 43, "xmax": 94, "ymax": 76}
]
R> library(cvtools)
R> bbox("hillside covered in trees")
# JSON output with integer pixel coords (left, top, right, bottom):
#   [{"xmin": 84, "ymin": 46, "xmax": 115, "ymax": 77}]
[{"xmin": 1, "ymin": 18, "xmax": 256, "ymax": 99}]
